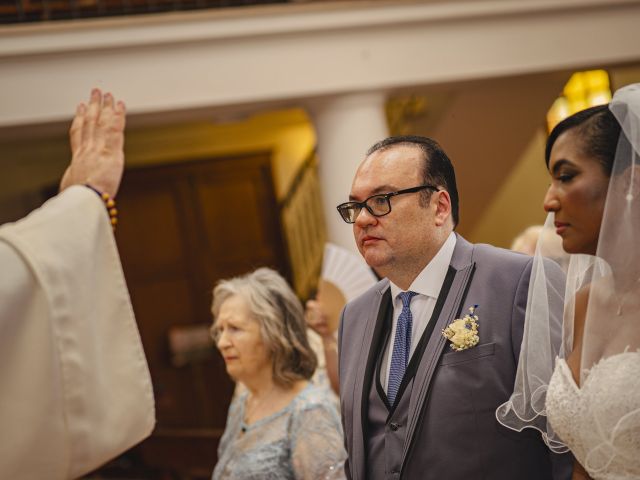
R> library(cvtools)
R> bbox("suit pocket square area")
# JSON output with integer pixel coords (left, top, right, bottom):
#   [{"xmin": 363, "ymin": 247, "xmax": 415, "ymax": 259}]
[{"xmin": 439, "ymin": 342, "xmax": 495, "ymax": 366}]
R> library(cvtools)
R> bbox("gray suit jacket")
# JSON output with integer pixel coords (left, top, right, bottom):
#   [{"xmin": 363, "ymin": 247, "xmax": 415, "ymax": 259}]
[{"xmin": 338, "ymin": 234, "xmax": 571, "ymax": 480}]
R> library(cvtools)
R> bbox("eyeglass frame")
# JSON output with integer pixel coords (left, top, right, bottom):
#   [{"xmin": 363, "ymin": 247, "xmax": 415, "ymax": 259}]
[{"xmin": 336, "ymin": 184, "xmax": 439, "ymax": 224}]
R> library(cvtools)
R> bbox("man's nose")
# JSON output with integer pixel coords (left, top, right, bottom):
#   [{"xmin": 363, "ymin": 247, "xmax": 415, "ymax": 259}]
[{"xmin": 354, "ymin": 206, "xmax": 377, "ymax": 227}]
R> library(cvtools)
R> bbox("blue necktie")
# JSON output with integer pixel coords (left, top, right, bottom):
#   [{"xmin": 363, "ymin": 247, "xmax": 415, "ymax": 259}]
[{"xmin": 387, "ymin": 291, "xmax": 418, "ymax": 406}]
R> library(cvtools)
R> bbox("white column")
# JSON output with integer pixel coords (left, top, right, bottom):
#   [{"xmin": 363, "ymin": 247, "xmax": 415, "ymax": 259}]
[{"xmin": 309, "ymin": 92, "xmax": 389, "ymax": 255}]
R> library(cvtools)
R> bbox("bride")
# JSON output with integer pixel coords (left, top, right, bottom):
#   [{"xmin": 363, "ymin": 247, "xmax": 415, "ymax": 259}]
[{"xmin": 497, "ymin": 83, "xmax": 640, "ymax": 480}]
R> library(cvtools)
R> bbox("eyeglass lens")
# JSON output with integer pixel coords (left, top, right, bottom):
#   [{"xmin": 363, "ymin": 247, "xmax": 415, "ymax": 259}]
[{"xmin": 339, "ymin": 195, "xmax": 390, "ymax": 223}]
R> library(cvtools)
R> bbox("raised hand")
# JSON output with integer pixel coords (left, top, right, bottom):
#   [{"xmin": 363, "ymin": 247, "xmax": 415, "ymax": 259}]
[{"xmin": 59, "ymin": 88, "xmax": 126, "ymax": 198}]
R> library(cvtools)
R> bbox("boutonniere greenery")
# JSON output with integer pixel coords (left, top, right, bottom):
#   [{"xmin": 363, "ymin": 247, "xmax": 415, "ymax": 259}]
[{"xmin": 442, "ymin": 304, "xmax": 480, "ymax": 352}]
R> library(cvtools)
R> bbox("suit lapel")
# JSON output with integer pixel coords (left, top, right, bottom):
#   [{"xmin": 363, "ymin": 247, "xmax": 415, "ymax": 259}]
[
  {"xmin": 401, "ymin": 235, "xmax": 476, "ymax": 464},
  {"xmin": 351, "ymin": 281, "xmax": 391, "ymax": 480}
]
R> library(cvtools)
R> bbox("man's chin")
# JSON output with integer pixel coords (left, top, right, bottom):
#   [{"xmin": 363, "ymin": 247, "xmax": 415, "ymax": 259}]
[{"xmin": 362, "ymin": 251, "xmax": 388, "ymax": 271}]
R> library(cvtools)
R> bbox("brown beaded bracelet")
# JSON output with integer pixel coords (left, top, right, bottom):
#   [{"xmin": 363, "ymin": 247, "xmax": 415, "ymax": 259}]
[{"xmin": 85, "ymin": 184, "xmax": 118, "ymax": 230}]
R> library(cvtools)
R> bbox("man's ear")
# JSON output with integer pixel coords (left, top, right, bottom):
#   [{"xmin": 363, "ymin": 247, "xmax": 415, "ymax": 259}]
[{"xmin": 434, "ymin": 190, "xmax": 452, "ymax": 227}]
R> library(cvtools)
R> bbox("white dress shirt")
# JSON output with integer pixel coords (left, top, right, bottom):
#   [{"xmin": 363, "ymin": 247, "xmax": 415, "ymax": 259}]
[{"xmin": 380, "ymin": 232, "xmax": 457, "ymax": 393}]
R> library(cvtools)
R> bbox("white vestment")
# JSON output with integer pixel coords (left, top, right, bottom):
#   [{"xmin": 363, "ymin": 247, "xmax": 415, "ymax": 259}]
[{"xmin": 0, "ymin": 186, "xmax": 155, "ymax": 480}]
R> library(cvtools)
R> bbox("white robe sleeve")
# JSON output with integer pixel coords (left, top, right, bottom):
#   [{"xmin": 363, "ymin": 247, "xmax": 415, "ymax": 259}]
[{"xmin": 0, "ymin": 185, "xmax": 155, "ymax": 480}]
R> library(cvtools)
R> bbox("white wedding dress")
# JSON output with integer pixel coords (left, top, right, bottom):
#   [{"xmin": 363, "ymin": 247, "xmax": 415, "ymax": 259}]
[{"xmin": 546, "ymin": 351, "xmax": 640, "ymax": 480}]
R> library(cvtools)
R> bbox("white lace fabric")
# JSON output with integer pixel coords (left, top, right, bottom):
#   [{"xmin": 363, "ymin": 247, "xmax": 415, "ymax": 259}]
[
  {"xmin": 546, "ymin": 351, "xmax": 640, "ymax": 479},
  {"xmin": 212, "ymin": 383, "xmax": 346, "ymax": 480}
]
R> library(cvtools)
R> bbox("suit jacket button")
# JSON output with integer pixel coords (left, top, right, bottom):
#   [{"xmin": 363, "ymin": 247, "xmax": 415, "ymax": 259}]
[{"xmin": 389, "ymin": 422, "xmax": 399, "ymax": 431}]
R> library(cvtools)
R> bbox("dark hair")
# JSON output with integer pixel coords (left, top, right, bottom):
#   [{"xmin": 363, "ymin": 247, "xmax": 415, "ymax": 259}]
[
  {"xmin": 366, "ymin": 135, "xmax": 460, "ymax": 227},
  {"xmin": 545, "ymin": 104, "xmax": 621, "ymax": 176}
]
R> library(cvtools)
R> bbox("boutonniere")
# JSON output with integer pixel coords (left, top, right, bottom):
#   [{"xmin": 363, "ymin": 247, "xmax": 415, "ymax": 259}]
[{"xmin": 442, "ymin": 305, "xmax": 480, "ymax": 352}]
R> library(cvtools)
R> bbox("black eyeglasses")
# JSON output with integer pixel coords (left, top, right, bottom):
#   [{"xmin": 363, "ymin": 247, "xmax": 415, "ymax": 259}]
[{"xmin": 336, "ymin": 184, "xmax": 438, "ymax": 224}]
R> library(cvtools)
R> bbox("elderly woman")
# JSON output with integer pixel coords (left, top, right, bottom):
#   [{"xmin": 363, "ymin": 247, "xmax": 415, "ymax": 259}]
[{"xmin": 210, "ymin": 267, "xmax": 346, "ymax": 480}]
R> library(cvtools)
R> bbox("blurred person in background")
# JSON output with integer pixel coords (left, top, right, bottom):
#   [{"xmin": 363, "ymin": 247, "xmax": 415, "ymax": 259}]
[
  {"xmin": 511, "ymin": 225, "xmax": 545, "ymax": 255},
  {"xmin": 511, "ymin": 224, "xmax": 569, "ymax": 272},
  {"xmin": 210, "ymin": 267, "xmax": 346, "ymax": 480},
  {"xmin": 305, "ymin": 243, "xmax": 379, "ymax": 395}
]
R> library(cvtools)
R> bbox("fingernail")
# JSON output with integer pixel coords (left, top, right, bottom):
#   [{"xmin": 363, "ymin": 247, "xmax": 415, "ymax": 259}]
[
  {"xmin": 77, "ymin": 103, "xmax": 86, "ymax": 114},
  {"xmin": 104, "ymin": 92, "xmax": 112, "ymax": 101},
  {"xmin": 92, "ymin": 88, "xmax": 100, "ymax": 97}
]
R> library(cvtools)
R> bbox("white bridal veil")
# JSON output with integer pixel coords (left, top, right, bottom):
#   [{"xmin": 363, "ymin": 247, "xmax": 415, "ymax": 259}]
[{"xmin": 496, "ymin": 83, "xmax": 640, "ymax": 459}]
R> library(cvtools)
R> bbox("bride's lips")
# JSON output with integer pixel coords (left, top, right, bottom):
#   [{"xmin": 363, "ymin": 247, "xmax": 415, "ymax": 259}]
[{"xmin": 554, "ymin": 221, "xmax": 569, "ymax": 235}]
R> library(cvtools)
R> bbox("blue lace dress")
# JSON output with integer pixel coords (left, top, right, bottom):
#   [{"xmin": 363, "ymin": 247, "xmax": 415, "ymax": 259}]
[{"xmin": 212, "ymin": 383, "xmax": 346, "ymax": 480}]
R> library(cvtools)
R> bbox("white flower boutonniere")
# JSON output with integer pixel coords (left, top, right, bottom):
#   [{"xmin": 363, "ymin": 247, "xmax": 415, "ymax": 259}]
[{"xmin": 442, "ymin": 304, "xmax": 480, "ymax": 352}]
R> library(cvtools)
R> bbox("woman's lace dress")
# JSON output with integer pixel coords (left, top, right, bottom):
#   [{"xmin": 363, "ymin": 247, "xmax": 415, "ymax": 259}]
[
  {"xmin": 546, "ymin": 351, "xmax": 640, "ymax": 480},
  {"xmin": 212, "ymin": 383, "xmax": 346, "ymax": 480}
]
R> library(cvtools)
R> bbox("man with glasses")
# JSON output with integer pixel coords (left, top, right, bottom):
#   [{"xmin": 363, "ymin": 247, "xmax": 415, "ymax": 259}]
[{"xmin": 336, "ymin": 136, "xmax": 570, "ymax": 480}]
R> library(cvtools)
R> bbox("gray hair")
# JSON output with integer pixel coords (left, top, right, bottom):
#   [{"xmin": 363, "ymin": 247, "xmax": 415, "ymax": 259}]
[{"xmin": 210, "ymin": 267, "xmax": 317, "ymax": 387}]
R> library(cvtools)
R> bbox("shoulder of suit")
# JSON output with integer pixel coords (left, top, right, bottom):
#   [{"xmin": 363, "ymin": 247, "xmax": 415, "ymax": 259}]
[
  {"xmin": 469, "ymin": 242, "xmax": 533, "ymax": 268},
  {"xmin": 343, "ymin": 277, "xmax": 389, "ymax": 312}
]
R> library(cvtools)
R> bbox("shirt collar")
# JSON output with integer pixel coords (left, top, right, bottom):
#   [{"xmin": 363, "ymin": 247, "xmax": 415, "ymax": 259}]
[{"xmin": 389, "ymin": 232, "xmax": 457, "ymax": 300}]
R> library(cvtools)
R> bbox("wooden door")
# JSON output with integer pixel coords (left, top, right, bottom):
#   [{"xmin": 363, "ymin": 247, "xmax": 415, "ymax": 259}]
[{"xmin": 113, "ymin": 152, "xmax": 289, "ymax": 478}]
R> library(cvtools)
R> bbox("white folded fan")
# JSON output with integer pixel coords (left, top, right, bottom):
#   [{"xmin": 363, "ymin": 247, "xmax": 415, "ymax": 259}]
[{"xmin": 321, "ymin": 242, "xmax": 378, "ymax": 302}]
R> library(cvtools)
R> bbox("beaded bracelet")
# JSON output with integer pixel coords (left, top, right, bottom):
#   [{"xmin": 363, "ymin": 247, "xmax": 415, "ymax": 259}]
[{"xmin": 85, "ymin": 184, "xmax": 118, "ymax": 230}]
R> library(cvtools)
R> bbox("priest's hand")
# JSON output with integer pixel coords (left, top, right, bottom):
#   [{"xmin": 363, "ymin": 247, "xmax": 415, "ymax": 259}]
[{"xmin": 59, "ymin": 88, "xmax": 126, "ymax": 198}]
